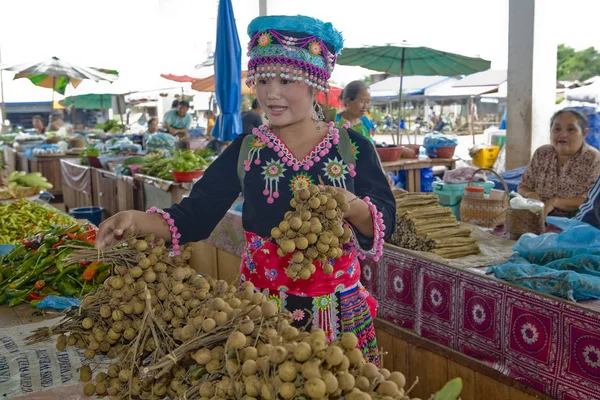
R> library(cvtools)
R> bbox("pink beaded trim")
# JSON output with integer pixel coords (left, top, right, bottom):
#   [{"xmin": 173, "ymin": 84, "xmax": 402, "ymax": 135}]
[
  {"xmin": 146, "ymin": 207, "xmax": 181, "ymax": 256},
  {"xmin": 253, "ymin": 122, "xmax": 343, "ymax": 171},
  {"xmin": 353, "ymin": 196, "xmax": 385, "ymax": 262}
]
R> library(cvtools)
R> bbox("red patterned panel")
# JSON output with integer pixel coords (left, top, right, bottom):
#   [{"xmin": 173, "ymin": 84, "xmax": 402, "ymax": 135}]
[
  {"xmin": 421, "ymin": 327, "xmax": 451, "ymax": 347},
  {"xmin": 422, "ymin": 274, "xmax": 453, "ymax": 322},
  {"xmin": 459, "ymin": 342, "xmax": 501, "ymax": 367},
  {"xmin": 381, "ymin": 309, "xmax": 414, "ymax": 330},
  {"xmin": 360, "ymin": 257, "xmax": 379, "ymax": 299},
  {"xmin": 386, "ymin": 262, "xmax": 414, "ymax": 305},
  {"xmin": 505, "ymin": 296, "xmax": 560, "ymax": 373},
  {"xmin": 568, "ymin": 326, "xmax": 600, "ymax": 382},
  {"xmin": 463, "ymin": 289, "xmax": 496, "ymax": 340},
  {"xmin": 506, "ymin": 367, "xmax": 549, "ymax": 394}
]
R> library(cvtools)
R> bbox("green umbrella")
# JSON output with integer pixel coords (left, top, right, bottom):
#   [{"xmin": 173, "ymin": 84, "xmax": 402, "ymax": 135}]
[
  {"xmin": 60, "ymin": 93, "xmax": 114, "ymax": 109},
  {"xmin": 336, "ymin": 43, "xmax": 491, "ymax": 143}
]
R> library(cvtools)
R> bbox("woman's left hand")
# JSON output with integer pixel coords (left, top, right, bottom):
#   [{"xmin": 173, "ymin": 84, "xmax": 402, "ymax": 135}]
[
  {"xmin": 544, "ymin": 198, "xmax": 555, "ymax": 216},
  {"xmin": 318, "ymin": 185, "xmax": 367, "ymax": 221}
]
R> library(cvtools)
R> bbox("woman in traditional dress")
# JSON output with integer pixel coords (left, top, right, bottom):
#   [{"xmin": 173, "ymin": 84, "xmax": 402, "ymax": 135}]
[{"xmin": 96, "ymin": 15, "xmax": 395, "ymax": 361}]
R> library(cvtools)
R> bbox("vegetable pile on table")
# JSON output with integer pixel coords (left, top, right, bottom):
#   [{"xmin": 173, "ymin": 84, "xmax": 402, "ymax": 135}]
[
  {"xmin": 27, "ymin": 231, "xmax": 463, "ymax": 400},
  {"xmin": 138, "ymin": 150, "xmax": 214, "ymax": 181},
  {"xmin": 0, "ymin": 171, "xmax": 54, "ymax": 200},
  {"xmin": 0, "ymin": 199, "xmax": 76, "ymax": 244},
  {"xmin": 0, "ymin": 224, "xmax": 107, "ymax": 307}
]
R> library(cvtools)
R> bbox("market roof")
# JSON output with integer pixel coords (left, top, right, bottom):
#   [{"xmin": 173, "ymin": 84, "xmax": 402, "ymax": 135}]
[
  {"xmin": 369, "ymin": 75, "xmax": 452, "ymax": 100},
  {"xmin": 451, "ymin": 69, "xmax": 506, "ymax": 87}
]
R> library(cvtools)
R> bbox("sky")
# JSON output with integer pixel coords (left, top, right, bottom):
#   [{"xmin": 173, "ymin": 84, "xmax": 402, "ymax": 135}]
[{"xmin": 0, "ymin": 0, "xmax": 599, "ymax": 102}]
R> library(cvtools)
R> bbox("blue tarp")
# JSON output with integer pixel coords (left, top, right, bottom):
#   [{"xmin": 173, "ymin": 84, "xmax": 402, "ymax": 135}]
[{"xmin": 489, "ymin": 217, "xmax": 600, "ymax": 301}]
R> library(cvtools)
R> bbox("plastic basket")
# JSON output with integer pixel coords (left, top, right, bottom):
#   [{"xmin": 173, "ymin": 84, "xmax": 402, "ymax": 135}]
[
  {"xmin": 433, "ymin": 181, "xmax": 495, "ymax": 218},
  {"xmin": 173, "ymin": 170, "xmax": 204, "ymax": 182},
  {"xmin": 376, "ymin": 146, "xmax": 403, "ymax": 162},
  {"xmin": 460, "ymin": 169, "xmax": 509, "ymax": 228},
  {"xmin": 472, "ymin": 146, "xmax": 500, "ymax": 168},
  {"xmin": 426, "ymin": 145, "xmax": 456, "ymax": 158}
]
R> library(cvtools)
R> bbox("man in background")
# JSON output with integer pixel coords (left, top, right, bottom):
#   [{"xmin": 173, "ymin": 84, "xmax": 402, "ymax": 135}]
[
  {"xmin": 163, "ymin": 101, "xmax": 192, "ymax": 139},
  {"xmin": 242, "ymin": 99, "xmax": 263, "ymax": 133}
]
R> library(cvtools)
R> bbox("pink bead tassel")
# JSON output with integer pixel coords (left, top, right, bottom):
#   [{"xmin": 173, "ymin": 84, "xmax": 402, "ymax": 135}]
[
  {"xmin": 352, "ymin": 197, "xmax": 386, "ymax": 262},
  {"xmin": 146, "ymin": 207, "xmax": 181, "ymax": 256}
]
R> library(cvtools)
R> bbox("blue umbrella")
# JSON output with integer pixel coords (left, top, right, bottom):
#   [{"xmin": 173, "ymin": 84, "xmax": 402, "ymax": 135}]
[{"xmin": 212, "ymin": 0, "xmax": 242, "ymax": 143}]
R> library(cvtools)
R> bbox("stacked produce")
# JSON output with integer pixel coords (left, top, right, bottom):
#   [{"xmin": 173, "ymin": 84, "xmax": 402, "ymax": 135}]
[
  {"xmin": 26, "ymin": 231, "xmax": 461, "ymax": 399},
  {"xmin": 139, "ymin": 150, "xmax": 213, "ymax": 181},
  {"xmin": 0, "ymin": 224, "xmax": 105, "ymax": 306},
  {"xmin": 0, "ymin": 171, "xmax": 54, "ymax": 200},
  {"xmin": 0, "ymin": 199, "xmax": 76, "ymax": 244},
  {"xmin": 389, "ymin": 193, "xmax": 480, "ymax": 259},
  {"xmin": 272, "ymin": 185, "xmax": 353, "ymax": 280}
]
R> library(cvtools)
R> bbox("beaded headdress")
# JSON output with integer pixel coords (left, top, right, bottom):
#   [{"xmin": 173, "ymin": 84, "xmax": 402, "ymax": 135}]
[{"xmin": 246, "ymin": 15, "xmax": 344, "ymax": 93}]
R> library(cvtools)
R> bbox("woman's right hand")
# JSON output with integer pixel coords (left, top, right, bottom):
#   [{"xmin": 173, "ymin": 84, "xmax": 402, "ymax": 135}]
[
  {"xmin": 95, "ymin": 211, "xmax": 140, "ymax": 249},
  {"xmin": 96, "ymin": 211, "xmax": 173, "ymax": 249}
]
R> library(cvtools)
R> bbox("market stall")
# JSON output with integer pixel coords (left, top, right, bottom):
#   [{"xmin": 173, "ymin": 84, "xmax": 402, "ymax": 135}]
[
  {"xmin": 60, "ymin": 158, "xmax": 95, "ymax": 211},
  {"xmin": 134, "ymin": 173, "xmax": 192, "ymax": 211}
]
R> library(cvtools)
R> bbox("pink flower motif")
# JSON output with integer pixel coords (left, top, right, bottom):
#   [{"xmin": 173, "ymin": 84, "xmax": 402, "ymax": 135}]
[
  {"xmin": 292, "ymin": 309, "xmax": 306, "ymax": 321},
  {"xmin": 267, "ymin": 197, "xmax": 274, "ymax": 204},
  {"xmin": 254, "ymin": 159, "xmax": 261, "ymax": 165},
  {"xmin": 263, "ymin": 189, "xmax": 270, "ymax": 196}
]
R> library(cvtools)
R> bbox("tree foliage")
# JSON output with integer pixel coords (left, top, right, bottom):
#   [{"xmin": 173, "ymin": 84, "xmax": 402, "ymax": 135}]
[{"xmin": 557, "ymin": 44, "xmax": 600, "ymax": 81}]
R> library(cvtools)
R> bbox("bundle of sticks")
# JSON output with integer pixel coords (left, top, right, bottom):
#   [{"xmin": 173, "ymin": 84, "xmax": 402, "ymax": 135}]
[{"xmin": 389, "ymin": 193, "xmax": 480, "ymax": 259}]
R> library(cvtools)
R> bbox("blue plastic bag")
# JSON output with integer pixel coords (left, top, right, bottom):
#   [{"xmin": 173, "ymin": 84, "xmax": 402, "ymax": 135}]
[
  {"xmin": 490, "ymin": 217, "xmax": 600, "ymax": 301},
  {"xmin": 421, "ymin": 167, "xmax": 434, "ymax": 192},
  {"xmin": 513, "ymin": 217, "xmax": 600, "ymax": 254},
  {"xmin": 423, "ymin": 133, "xmax": 459, "ymax": 148},
  {"xmin": 36, "ymin": 295, "xmax": 81, "ymax": 310},
  {"xmin": 488, "ymin": 255, "xmax": 600, "ymax": 301}
]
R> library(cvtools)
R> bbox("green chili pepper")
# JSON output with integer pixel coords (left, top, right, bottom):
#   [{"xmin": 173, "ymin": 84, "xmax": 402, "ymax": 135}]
[
  {"xmin": 57, "ymin": 280, "xmax": 79, "ymax": 296},
  {"xmin": 49, "ymin": 264, "xmax": 80, "ymax": 284},
  {"xmin": 9, "ymin": 295, "xmax": 27, "ymax": 307},
  {"xmin": 29, "ymin": 299, "xmax": 42, "ymax": 308},
  {"xmin": 4, "ymin": 288, "xmax": 30, "ymax": 297},
  {"xmin": 43, "ymin": 236, "xmax": 60, "ymax": 246}
]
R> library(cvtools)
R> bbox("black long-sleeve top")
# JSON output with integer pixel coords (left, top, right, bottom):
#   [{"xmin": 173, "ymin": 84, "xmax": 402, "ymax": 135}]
[{"xmin": 166, "ymin": 126, "xmax": 396, "ymax": 251}]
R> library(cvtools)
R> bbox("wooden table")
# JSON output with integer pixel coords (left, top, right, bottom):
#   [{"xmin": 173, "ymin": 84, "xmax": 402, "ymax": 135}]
[{"xmin": 381, "ymin": 158, "xmax": 457, "ymax": 192}]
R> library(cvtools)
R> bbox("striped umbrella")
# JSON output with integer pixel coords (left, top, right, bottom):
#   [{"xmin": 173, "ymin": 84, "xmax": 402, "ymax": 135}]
[{"xmin": 0, "ymin": 56, "xmax": 118, "ymax": 95}]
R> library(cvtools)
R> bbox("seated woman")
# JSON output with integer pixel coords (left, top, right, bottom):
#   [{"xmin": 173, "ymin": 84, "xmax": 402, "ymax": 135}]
[
  {"xmin": 334, "ymin": 81, "xmax": 375, "ymax": 141},
  {"xmin": 142, "ymin": 118, "xmax": 159, "ymax": 149},
  {"xmin": 518, "ymin": 108, "xmax": 600, "ymax": 216}
]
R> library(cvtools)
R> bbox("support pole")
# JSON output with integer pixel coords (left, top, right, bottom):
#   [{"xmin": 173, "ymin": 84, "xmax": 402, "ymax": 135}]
[
  {"xmin": 506, "ymin": 0, "xmax": 556, "ymax": 170},
  {"xmin": 259, "ymin": 0, "xmax": 267, "ymax": 16}
]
